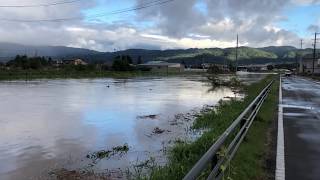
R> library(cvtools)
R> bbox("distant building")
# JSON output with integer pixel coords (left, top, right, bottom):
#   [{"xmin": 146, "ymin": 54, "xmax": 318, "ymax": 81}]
[
  {"xmin": 52, "ymin": 58, "xmax": 88, "ymax": 67},
  {"xmin": 299, "ymin": 54, "xmax": 320, "ymax": 74},
  {"xmin": 63, "ymin": 59, "xmax": 88, "ymax": 66},
  {"xmin": 138, "ymin": 61, "xmax": 185, "ymax": 73},
  {"xmin": 238, "ymin": 64, "xmax": 269, "ymax": 72}
]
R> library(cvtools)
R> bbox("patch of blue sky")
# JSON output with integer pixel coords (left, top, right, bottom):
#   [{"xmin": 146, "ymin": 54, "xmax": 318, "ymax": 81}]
[
  {"xmin": 82, "ymin": 0, "xmax": 136, "ymax": 24},
  {"xmin": 82, "ymin": 0, "xmax": 156, "ymax": 29},
  {"xmin": 278, "ymin": 4, "xmax": 320, "ymax": 37},
  {"xmin": 194, "ymin": 0, "xmax": 207, "ymax": 15}
]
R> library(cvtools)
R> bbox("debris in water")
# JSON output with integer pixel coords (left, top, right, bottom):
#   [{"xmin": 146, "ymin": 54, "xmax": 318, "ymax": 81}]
[
  {"xmin": 137, "ymin": 114, "xmax": 158, "ymax": 119},
  {"xmin": 86, "ymin": 144, "xmax": 129, "ymax": 161},
  {"xmin": 153, "ymin": 127, "xmax": 165, "ymax": 134},
  {"xmin": 112, "ymin": 144, "xmax": 129, "ymax": 152}
]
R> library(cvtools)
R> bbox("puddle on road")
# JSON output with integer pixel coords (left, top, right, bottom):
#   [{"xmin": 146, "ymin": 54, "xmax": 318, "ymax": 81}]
[
  {"xmin": 281, "ymin": 104, "xmax": 314, "ymax": 110},
  {"xmin": 283, "ymin": 112, "xmax": 309, "ymax": 117}
]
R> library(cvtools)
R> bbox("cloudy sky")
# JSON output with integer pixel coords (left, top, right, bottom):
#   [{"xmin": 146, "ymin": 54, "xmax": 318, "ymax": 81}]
[{"xmin": 0, "ymin": 0, "xmax": 319, "ymax": 51}]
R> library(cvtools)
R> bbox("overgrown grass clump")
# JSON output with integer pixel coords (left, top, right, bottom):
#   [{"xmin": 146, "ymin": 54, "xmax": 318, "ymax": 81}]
[{"xmin": 140, "ymin": 75, "xmax": 278, "ymax": 180}]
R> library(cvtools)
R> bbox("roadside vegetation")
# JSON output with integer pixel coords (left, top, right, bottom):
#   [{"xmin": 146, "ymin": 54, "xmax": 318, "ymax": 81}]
[
  {"xmin": 229, "ymin": 77, "xmax": 278, "ymax": 180},
  {"xmin": 134, "ymin": 75, "xmax": 278, "ymax": 180}
]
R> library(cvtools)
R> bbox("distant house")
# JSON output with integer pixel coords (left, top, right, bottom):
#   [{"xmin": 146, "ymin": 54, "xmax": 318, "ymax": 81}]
[
  {"xmin": 138, "ymin": 61, "xmax": 185, "ymax": 73},
  {"xmin": 63, "ymin": 59, "xmax": 88, "ymax": 66},
  {"xmin": 299, "ymin": 54, "xmax": 320, "ymax": 74}
]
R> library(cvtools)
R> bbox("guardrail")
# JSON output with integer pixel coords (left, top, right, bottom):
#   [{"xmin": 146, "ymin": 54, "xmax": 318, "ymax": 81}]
[{"xmin": 183, "ymin": 80, "xmax": 274, "ymax": 180}]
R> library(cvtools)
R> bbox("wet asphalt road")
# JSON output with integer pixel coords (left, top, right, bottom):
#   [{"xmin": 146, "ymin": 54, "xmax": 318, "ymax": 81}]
[{"xmin": 282, "ymin": 76, "xmax": 320, "ymax": 180}]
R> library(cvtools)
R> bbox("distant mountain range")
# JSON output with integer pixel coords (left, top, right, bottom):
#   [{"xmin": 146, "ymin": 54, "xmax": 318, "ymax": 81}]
[
  {"xmin": 0, "ymin": 42, "xmax": 100, "ymax": 61},
  {"xmin": 0, "ymin": 42, "xmax": 313, "ymax": 65}
]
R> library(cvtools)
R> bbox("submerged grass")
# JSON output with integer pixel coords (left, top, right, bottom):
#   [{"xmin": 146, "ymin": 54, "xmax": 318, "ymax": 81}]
[
  {"xmin": 0, "ymin": 70, "xmax": 154, "ymax": 80},
  {"xmin": 138, "ymin": 75, "xmax": 278, "ymax": 180},
  {"xmin": 0, "ymin": 70, "xmax": 205, "ymax": 80}
]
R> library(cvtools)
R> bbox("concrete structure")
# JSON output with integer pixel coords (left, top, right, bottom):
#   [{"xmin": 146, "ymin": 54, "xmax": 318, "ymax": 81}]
[
  {"xmin": 299, "ymin": 54, "xmax": 320, "ymax": 74},
  {"xmin": 138, "ymin": 61, "xmax": 185, "ymax": 73}
]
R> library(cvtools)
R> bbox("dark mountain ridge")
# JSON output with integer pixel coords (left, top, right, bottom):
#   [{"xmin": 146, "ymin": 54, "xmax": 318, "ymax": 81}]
[{"xmin": 0, "ymin": 42, "xmax": 313, "ymax": 65}]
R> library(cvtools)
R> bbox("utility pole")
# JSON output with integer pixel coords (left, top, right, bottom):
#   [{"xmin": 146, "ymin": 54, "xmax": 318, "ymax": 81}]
[
  {"xmin": 312, "ymin": 33, "xmax": 320, "ymax": 74},
  {"xmin": 235, "ymin": 34, "xmax": 239, "ymax": 72},
  {"xmin": 313, "ymin": 33, "xmax": 316, "ymax": 74},
  {"xmin": 298, "ymin": 39, "xmax": 303, "ymax": 74}
]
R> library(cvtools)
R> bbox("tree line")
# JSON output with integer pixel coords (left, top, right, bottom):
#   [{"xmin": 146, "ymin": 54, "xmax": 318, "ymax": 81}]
[{"xmin": 0, "ymin": 55, "xmax": 147, "ymax": 72}]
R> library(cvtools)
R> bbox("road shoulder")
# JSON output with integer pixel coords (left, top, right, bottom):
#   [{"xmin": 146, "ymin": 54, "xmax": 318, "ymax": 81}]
[{"xmin": 275, "ymin": 76, "xmax": 285, "ymax": 180}]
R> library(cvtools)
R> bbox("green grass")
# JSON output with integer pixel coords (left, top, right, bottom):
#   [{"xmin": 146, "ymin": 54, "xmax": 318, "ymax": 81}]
[
  {"xmin": 229, "ymin": 77, "xmax": 278, "ymax": 180},
  {"xmin": 0, "ymin": 70, "xmax": 205, "ymax": 80},
  {"xmin": 138, "ymin": 75, "xmax": 278, "ymax": 180}
]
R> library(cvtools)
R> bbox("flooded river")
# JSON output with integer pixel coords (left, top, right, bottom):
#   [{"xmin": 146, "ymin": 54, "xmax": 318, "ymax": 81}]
[{"xmin": 0, "ymin": 74, "xmax": 264, "ymax": 179}]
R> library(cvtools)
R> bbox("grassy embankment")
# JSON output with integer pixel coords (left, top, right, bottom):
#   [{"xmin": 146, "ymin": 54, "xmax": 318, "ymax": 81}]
[
  {"xmin": 0, "ymin": 70, "xmax": 205, "ymax": 80},
  {"xmin": 139, "ymin": 75, "xmax": 278, "ymax": 180}
]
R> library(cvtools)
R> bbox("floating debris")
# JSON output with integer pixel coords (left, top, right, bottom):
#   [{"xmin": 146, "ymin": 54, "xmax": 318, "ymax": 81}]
[
  {"xmin": 87, "ymin": 144, "xmax": 129, "ymax": 162},
  {"xmin": 112, "ymin": 144, "xmax": 129, "ymax": 152},
  {"xmin": 153, "ymin": 127, "xmax": 165, "ymax": 134},
  {"xmin": 137, "ymin": 114, "xmax": 159, "ymax": 119}
]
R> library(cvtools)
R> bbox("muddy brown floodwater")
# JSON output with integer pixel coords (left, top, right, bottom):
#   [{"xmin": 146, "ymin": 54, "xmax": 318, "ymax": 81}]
[{"xmin": 0, "ymin": 74, "xmax": 265, "ymax": 179}]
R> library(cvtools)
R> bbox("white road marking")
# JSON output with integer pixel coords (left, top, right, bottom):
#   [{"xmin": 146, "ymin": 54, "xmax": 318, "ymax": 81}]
[
  {"xmin": 276, "ymin": 76, "xmax": 285, "ymax": 180},
  {"xmin": 280, "ymin": 104, "xmax": 313, "ymax": 110}
]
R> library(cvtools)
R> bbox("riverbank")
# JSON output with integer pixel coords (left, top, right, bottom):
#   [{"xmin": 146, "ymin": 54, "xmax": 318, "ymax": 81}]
[
  {"xmin": 0, "ymin": 70, "xmax": 205, "ymax": 80},
  {"xmin": 138, "ymin": 75, "xmax": 278, "ymax": 179}
]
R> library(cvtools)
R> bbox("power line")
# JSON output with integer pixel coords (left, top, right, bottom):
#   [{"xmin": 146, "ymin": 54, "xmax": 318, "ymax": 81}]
[
  {"xmin": 0, "ymin": 0, "xmax": 84, "ymax": 8},
  {"xmin": 0, "ymin": 0, "xmax": 175, "ymax": 22},
  {"xmin": 89, "ymin": 0, "xmax": 171, "ymax": 18}
]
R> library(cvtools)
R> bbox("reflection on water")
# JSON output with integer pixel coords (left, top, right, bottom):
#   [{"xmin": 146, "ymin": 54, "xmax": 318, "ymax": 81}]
[{"xmin": 0, "ymin": 74, "xmax": 263, "ymax": 179}]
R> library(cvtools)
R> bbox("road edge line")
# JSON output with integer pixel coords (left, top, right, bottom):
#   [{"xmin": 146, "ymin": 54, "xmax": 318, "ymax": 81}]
[{"xmin": 275, "ymin": 76, "xmax": 285, "ymax": 180}]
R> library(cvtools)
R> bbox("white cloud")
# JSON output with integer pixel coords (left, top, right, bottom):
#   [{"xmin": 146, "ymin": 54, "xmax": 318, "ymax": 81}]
[
  {"xmin": 0, "ymin": 0, "xmax": 307, "ymax": 51},
  {"xmin": 264, "ymin": 25, "xmax": 281, "ymax": 33}
]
